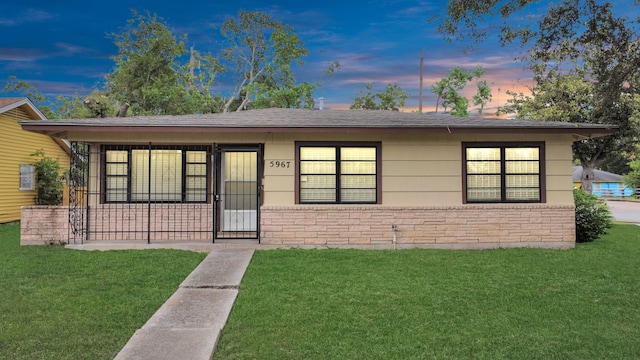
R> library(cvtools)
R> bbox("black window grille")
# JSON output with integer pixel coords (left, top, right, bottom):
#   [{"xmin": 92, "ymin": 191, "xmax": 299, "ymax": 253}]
[{"xmin": 103, "ymin": 145, "xmax": 210, "ymax": 203}]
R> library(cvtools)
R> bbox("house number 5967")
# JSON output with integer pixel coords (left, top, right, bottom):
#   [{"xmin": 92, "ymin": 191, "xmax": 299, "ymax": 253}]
[{"xmin": 269, "ymin": 161, "xmax": 290, "ymax": 168}]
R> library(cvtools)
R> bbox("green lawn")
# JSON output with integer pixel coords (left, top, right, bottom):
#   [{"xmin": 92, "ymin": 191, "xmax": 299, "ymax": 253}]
[
  {"xmin": 0, "ymin": 224, "xmax": 206, "ymax": 360},
  {"xmin": 215, "ymin": 224, "xmax": 640, "ymax": 359},
  {"xmin": 2, "ymin": 223, "xmax": 639, "ymax": 359}
]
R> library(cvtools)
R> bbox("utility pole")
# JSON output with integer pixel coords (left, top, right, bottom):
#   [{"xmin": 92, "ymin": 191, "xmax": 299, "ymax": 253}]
[
  {"xmin": 419, "ymin": 50, "xmax": 424, "ymax": 113},
  {"xmin": 189, "ymin": 46, "xmax": 195, "ymax": 90}
]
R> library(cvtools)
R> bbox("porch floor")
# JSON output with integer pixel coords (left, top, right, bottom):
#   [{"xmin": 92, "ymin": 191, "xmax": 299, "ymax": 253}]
[{"xmin": 65, "ymin": 239, "xmax": 277, "ymax": 253}]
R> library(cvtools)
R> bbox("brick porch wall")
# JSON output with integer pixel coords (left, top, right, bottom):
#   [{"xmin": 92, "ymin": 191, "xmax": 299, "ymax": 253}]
[
  {"xmin": 21, "ymin": 204, "xmax": 214, "ymax": 244},
  {"xmin": 259, "ymin": 205, "xmax": 576, "ymax": 249},
  {"xmin": 21, "ymin": 206, "xmax": 69, "ymax": 245}
]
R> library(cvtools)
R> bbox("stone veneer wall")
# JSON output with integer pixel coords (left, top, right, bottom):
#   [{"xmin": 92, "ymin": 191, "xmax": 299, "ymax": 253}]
[
  {"xmin": 22, "ymin": 204, "xmax": 576, "ymax": 249},
  {"xmin": 21, "ymin": 206, "xmax": 69, "ymax": 245},
  {"xmin": 259, "ymin": 205, "xmax": 576, "ymax": 249}
]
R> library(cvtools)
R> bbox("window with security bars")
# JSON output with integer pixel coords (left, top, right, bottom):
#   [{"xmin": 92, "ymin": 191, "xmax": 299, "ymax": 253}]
[
  {"xmin": 297, "ymin": 143, "xmax": 379, "ymax": 204},
  {"xmin": 463, "ymin": 143, "xmax": 543, "ymax": 203},
  {"xmin": 103, "ymin": 146, "xmax": 209, "ymax": 203}
]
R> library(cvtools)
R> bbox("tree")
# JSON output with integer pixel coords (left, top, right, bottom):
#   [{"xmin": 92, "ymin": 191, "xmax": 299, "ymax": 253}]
[
  {"xmin": 440, "ymin": 0, "xmax": 640, "ymax": 191},
  {"xmin": 105, "ymin": 10, "xmax": 220, "ymax": 116},
  {"xmin": 473, "ymin": 79, "xmax": 492, "ymax": 115},
  {"xmin": 3, "ymin": 76, "xmax": 100, "ymax": 119},
  {"xmin": 218, "ymin": 11, "xmax": 310, "ymax": 112},
  {"xmin": 430, "ymin": 65, "xmax": 490, "ymax": 116},
  {"xmin": 350, "ymin": 83, "xmax": 409, "ymax": 111},
  {"xmin": 3, "ymin": 76, "xmax": 56, "ymax": 118}
]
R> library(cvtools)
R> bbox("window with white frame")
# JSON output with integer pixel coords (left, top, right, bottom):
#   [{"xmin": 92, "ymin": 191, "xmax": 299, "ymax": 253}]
[
  {"xmin": 19, "ymin": 164, "xmax": 35, "ymax": 191},
  {"xmin": 297, "ymin": 142, "xmax": 380, "ymax": 204},
  {"xmin": 463, "ymin": 143, "xmax": 544, "ymax": 203},
  {"xmin": 103, "ymin": 146, "xmax": 209, "ymax": 203}
]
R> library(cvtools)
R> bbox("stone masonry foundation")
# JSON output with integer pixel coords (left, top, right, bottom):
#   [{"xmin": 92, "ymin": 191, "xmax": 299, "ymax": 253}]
[
  {"xmin": 259, "ymin": 205, "xmax": 576, "ymax": 249},
  {"xmin": 22, "ymin": 204, "xmax": 576, "ymax": 249}
]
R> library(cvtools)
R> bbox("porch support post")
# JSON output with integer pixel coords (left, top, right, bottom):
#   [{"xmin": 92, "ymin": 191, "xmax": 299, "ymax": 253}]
[{"xmin": 147, "ymin": 142, "xmax": 151, "ymax": 244}]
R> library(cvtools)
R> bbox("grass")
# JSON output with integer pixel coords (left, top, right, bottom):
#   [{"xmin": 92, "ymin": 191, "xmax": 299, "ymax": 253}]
[
  {"xmin": 0, "ymin": 223, "xmax": 206, "ymax": 360},
  {"xmin": 215, "ymin": 224, "xmax": 640, "ymax": 359}
]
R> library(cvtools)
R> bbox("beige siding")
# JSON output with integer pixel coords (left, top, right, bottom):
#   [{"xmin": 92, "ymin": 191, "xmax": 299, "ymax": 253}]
[
  {"xmin": 0, "ymin": 109, "xmax": 70, "ymax": 223},
  {"xmin": 77, "ymin": 131, "xmax": 576, "ymax": 209}
]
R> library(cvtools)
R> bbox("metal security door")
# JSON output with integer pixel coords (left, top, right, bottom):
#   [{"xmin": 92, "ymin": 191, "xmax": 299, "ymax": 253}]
[{"xmin": 215, "ymin": 147, "xmax": 260, "ymax": 239}]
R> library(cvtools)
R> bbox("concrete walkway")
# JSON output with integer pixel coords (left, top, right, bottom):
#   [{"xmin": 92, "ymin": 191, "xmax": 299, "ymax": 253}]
[{"xmin": 114, "ymin": 249, "xmax": 254, "ymax": 360}]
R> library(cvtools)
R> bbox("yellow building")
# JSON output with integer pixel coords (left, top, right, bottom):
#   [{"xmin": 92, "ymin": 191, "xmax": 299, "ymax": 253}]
[
  {"xmin": 21, "ymin": 109, "xmax": 615, "ymax": 248},
  {"xmin": 0, "ymin": 98, "xmax": 70, "ymax": 223}
]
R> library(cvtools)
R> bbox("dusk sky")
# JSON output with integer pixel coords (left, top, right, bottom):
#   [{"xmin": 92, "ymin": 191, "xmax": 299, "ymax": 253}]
[{"xmin": 2, "ymin": 1, "xmax": 638, "ymax": 114}]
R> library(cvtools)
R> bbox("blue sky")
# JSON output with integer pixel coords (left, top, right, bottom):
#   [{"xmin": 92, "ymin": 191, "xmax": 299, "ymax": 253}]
[{"xmin": 1, "ymin": 1, "xmax": 637, "ymax": 113}]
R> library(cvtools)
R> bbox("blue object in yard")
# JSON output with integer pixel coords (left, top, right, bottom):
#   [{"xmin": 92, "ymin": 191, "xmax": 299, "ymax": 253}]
[{"xmin": 572, "ymin": 166, "xmax": 634, "ymax": 197}]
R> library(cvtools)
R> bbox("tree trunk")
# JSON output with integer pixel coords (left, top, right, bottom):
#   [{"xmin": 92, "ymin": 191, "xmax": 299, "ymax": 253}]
[
  {"xmin": 117, "ymin": 102, "xmax": 130, "ymax": 117},
  {"xmin": 580, "ymin": 159, "xmax": 596, "ymax": 193}
]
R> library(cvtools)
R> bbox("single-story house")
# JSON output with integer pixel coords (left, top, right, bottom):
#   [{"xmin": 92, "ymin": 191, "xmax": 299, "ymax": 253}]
[
  {"xmin": 572, "ymin": 166, "xmax": 634, "ymax": 197},
  {"xmin": 19, "ymin": 108, "xmax": 615, "ymax": 249},
  {"xmin": 0, "ymin": 97, "xmax": 70, "ymax": 224}
]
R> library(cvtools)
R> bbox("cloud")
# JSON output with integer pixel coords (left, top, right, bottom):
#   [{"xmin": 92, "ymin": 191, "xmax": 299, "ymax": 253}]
[
  {"xmin": 0, "ymin": 47, "xmax": 45, "ymax": 62},
  {"xmin": 0, "ymin": 8, "xmax": 55, "ymax": 26},
  {"xmin": 52, "ymin": 42, "xmax": 101, "ymax": 57}
]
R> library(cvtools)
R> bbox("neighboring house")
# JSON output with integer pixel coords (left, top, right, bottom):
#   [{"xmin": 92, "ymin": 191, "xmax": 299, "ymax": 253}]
[
  {"xmin": 572, "ymin": 166, "xmax": 634, "ymax": 197},
  {"xmin": 0, "ymin": 98, "xmax": 70, "ymax": 224},
  {"xmin": 20, "ymin": 109, "xmax": 614, "ymax": 248}
]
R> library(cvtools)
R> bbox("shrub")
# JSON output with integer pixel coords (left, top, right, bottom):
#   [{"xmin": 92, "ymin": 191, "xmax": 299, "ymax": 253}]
[
  {"xmin": 573, "ymin": 189, "xmax": 613, "ymax": 243},
  {"xmin": 31, "ymin": 149, "xmax": 65, "ymax": 205}
]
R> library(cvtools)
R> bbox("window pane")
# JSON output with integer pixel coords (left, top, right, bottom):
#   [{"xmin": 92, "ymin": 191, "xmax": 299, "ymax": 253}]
[
  {"xmin": 506, "ymin": 161, "xmax": 539, "ymax": 174},
  {"xmin": 300, "ymin": 147, "xmax": 335, "ymax": 160},
  {"xmin": 186, "ymin": 164, "xmax": 206, "ymax": 175},
  {"xmin": 341, "ymin": 189, "xmax": 376, "ymax": 202},
  {"xmin": 106, "ymin": 150, "xmax": 127, "ymax": 162},
  {"xmin": 300, "ymin": 161, "xmax": 336, "ymax": 174},
  {"xmin": 186, "ymin": 151, "xmax": 207, "ymax": 163},
  {"xmin": 467, "ymin": 161, "xmax": 500, "ymax": 174},
  {"xmin": 300, "ymin": 175, "xmax": 336, "ymax": 189},
  {"xmin": 186, "ymin": 176, "xmax": 207, "ymax": 202},
  {"xmin": 506, "ymin": 188, "xmax": 540, "ymax": 201},
  {"xmin": 300, "ymin": 189, "xmax": 336, "ymax": 202},
  {"xmin": 105, "ymin": 177, "xmax": 127, "ymax": 202},
  {"xmin": 186, "ymin": 176, "xmax": 206, "ymax": 189},
  {"xmin": 467, "ymin": 175, "xmax": 500, "ymax": 188},
  {"xmin": 467, "ymin": 148, "xmax": 500, "ymax": 161},
  {"xmin": 467, "ymin": 188, "xmax": 501, "ymax": 201},
  {"xmin": 341, "ymin": 175, "xmax": 376, "ymax": 189},
  {"xmin": 131, "ymin": 150, "xmax": 182, "ymax": 202},
  {"xmin": 106, "ymin": 191, "xmax": 128, "ymax": 202},
  {"xmin": 341, "ymin": 161, "xmax": 376, "ymax": 174},
  {"xmin": 106, "ymin": 163, "xmax": 128, "ymax": 176},
  {"xmin": 506, "ymin": 148, "xmax": 538, "ymax": 160},
  {"xmin": 506, "ymin": 175, "xmax": 539, "ymax": 187},
  {"xmin": 341, "ymin": 147, "xmax": 376, "ymax": 161},
  {"xmin": 185, "ymin": 190, "xmax": 207, "ymax": 202}
]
